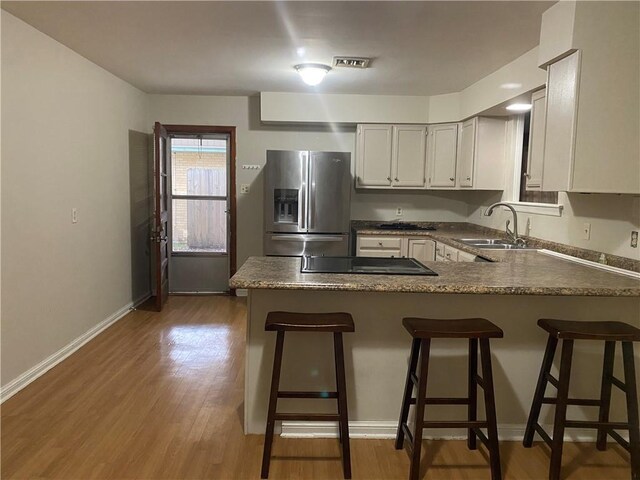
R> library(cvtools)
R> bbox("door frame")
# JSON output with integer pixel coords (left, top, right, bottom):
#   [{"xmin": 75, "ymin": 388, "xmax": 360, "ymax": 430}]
[{"xmin": 163, "ymin": 124, "xmax": 237, "ymax": 295}]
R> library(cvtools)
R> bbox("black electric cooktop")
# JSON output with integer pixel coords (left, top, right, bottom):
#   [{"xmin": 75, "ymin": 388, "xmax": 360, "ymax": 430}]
[{"xmin": 301, "ymin": 256, "xmax": 438, "ymax": 276}]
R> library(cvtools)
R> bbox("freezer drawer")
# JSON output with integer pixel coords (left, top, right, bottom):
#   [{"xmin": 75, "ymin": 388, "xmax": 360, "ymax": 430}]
[{"xmin": 264, "ymin": 234, "xmax": 350, "ymax": 257}]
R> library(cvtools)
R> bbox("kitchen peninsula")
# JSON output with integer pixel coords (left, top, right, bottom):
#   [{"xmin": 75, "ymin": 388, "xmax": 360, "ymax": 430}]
[{"xmin": 230, "ymin": 228, "xmax": 640, "ymax": 438}]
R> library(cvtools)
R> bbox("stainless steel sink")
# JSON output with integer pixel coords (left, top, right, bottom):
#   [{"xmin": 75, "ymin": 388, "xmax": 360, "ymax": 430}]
[
  {"xmin": 459, "ymin": 238, "xmax": 535, "ymax": 250},
  {"xmin": 459, "ymin": 238, "xmax": 512, "ymax": 245}
]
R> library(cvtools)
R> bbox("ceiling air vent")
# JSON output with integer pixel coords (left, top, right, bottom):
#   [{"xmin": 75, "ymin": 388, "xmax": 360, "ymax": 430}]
[{"xmin": 333, "ymin": 57, "xmax": 371, "ymax": 69}]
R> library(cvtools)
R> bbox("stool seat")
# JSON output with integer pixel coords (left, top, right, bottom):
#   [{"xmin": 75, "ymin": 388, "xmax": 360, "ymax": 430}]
[
  {"xmin": 403, "ymin": 317, "xmax": 504, "ymax": 339},
  {"xmin": 265, "ymin": 311, "xmax": 354, "ymax": 332},
  {"xmin": 538, "ymin": 318, "xmax": 640, "ymax": 341}
]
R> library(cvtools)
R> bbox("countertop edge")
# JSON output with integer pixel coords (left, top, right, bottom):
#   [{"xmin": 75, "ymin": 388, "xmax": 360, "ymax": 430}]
[{"xmin": 229, "ymin": 280, "xmax": 640, "ymax": 297}]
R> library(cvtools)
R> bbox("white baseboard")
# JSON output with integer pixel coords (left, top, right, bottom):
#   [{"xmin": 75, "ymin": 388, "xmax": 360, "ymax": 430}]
[
  {"xmin": 0, "ymin": 302, "xmax": 134, "ymax": 403},
  {"xmin": 281, "ymin": 421, "xmax": 627, "ymax": 443}
]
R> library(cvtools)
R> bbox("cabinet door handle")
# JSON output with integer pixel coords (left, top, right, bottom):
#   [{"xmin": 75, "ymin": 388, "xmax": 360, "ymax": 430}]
[
  {"xmin": 387, "ymin": 176, "xmax": 391, "ymax": 182},
  {"xmin": 378, "ymin": 241, "xmax": 383, "ymax": 246},
  {"xmin": 356, "ymin": 176, "xmax": 361, "ymax": 184},
  {"xmin": 466, "ymin": 176, "xmax": 471, "ymax": 180},
  {"xmin": 449, "ymin": 177, "xmax": 455, "ymax": 181},
  {"xmin": 395, "ymin": 177, "xmax": 399, "ymax": 181}
]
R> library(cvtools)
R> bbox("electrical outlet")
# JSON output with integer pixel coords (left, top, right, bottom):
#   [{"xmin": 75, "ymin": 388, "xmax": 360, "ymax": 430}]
[
  {"xmin": 396, "ymin": 207, "xmax": 403, "ymax": 216},
  {"xmin": 72, "ymin": 208, "xmax": 78, "ymax": 224},
  {"xmin": 240, "ymin": 184, "xmax": 250, "ymax": 194},
  {"xmin": 582, "ymin": 222, "xmax": 591, "ymax": 240},
  {"xmin": 632, "ymin": 231, "xmax": 638, "ymax": 248}
]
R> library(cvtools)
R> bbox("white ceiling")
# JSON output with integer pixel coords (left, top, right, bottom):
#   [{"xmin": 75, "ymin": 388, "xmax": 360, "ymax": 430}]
[{"xmin": 2, "ymin": 1, "xmax": 554, "ymax": 96}]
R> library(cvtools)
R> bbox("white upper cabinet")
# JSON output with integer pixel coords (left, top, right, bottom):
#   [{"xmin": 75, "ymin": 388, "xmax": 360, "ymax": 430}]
[
  {"xmin": 456, "ymin": 117, "xmax": 507, "ymax": 190},
  {"xmin": 525, "ymin": 88, "xmax": 546, "ymax": 190},
  {"xmin": 356, "ymin": 124, "xmax": 426, "ymax": 189},
  {"xmin": 355, "ymin": 124, "xmax": 393, "ymax": 188},
  {"xmin": 536, "ymin": 1, "xmax": 639, "ymax": 194},
  {"xmin": 541, "ymin": 52, "xmax": 579, "ymax": 192},
  {"xmin": 457, "ymin": 119, "xmax": 475, "ymax": 188},
  {"xmin": 427, "ymin": 123, "xmax": 458, "ymax": 188},
  {"xmin": 392, "ymin": 125, "xmax": 427, "ymax": 187},
  {"xmin": 356, "ymin": 117, "xmax": 506, "ymax": 191}
]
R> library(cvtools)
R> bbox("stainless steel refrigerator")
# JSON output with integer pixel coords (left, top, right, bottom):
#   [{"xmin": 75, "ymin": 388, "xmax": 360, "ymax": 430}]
[{"xmin": 263, "ymin": 150, "xmax": 351, "ymax": 256}]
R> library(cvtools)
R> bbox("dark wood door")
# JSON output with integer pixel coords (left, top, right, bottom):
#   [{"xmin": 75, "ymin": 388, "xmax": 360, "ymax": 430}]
[{"xmin": 152, "ymin": 122, "xmax": 169, "ymax": 311}]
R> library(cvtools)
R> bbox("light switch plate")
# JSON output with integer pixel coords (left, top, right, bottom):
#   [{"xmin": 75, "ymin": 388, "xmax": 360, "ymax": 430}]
[
  {"xmin": 632, "ymin": 231, "xmax": 638, "ymax": 248},
  {"xmin": 396, "ymin": 207, "xmax": 403, "ymax": 216},
  {"xmin": 240, "ymin": 184, "xmax": 250, "ymax": 194},
  {"xmin": 72, "ymin": 208, "xmax": 78, "ymax": 224},
  {"xmin": 582, "ymin": 223, "xmax": 591, "ymax": 240}
]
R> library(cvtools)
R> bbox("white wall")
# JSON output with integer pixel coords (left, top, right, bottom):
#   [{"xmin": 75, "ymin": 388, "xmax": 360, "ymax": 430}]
[
  {"xmin": 1, "ymin": 12, "xmax": 148, "ymax": 389},
  {"xmin": 260, "ymin": 47, "xmax": 546, "ymax": 125},
  {"xmin": 148, "ymin": 95, "xmax": 471, "ymax": 266}
]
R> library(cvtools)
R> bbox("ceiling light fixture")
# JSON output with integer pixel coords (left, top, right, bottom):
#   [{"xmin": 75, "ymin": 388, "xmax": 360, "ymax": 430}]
[
  {"xmin": 506, "ymin": 103, "xmax": 532, "ymax": 112},
  {"xmin": 295, "ymin": 63, "xmax": 331, "ymax": 86}
]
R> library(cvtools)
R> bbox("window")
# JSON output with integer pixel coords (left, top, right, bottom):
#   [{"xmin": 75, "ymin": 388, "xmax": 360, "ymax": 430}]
[
  {"xmin": 170, "ymin": 136, "xmax": 228, "ymax": 253},
  {"xmin": 518, "ymin": 112, "xmax": 558, "ymax": 204}
]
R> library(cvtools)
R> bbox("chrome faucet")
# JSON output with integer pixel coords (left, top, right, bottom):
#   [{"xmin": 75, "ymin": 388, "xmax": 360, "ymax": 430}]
[{"xmin": 484, "ymin": 202, "xmax": 526, "ymax": 246}]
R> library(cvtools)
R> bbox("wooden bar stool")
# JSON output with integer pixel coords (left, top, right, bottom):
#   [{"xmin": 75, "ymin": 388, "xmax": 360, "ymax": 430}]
[
  {"xmin": 395, "ymin": 317, "xmax": 504, "ymax": 480},
  {"xmin": 523, "ymin": 318, "xmax": 640, "ymax": 480},
  {"xmin": 261, "ymin": 311, "xmax": 355, "ymax": 479}
]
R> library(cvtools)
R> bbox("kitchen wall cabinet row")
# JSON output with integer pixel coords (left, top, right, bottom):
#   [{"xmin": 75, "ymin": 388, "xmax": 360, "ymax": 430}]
[
  {"xmin": 355, "ymin": 117, "xmax": 507, "ymax": 191},
  {"xmin": 355, "ymin": 235, "xmax": 477, "ymax": 263}
]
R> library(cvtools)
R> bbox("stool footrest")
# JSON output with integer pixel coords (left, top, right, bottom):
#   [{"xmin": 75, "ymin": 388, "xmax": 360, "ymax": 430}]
[
  {"xmin": 423, "ymin": 420, "xmax": 487, "ymax": 429},
  {"xmin": 541, "ymin": 397, "xmax": 601, "ymax": 406},
  {"xmin": 607, "ymin": 429, "xmax": 631, "ymax": 452},
  {"xmin": 274, "ymin": 413, "xmax": 340, "ymax": 422},
  {"xmin": 472, "ymin": 427, "xmax": 489, "ymax": 447},
  {"xmin": 545, "ymin": 373, "xmax": 560, "ymax": 389},
  {"xmin": 278, "ymin": 391, "xmax": 338, "ymax": 399},
  {"xmin": 564, "ymin": 420, "xmax": 630, "ymax": 430},
  {"xmin": 426, "ymin": 397, "xmax": 470, "ymax": 405},
  {"xmin": 534, "ymin": 423, "xmax": 553, "ymax": 447},
  {"xmin": 408, "ymin": 397, "xmax": 470, "ymax": 405},
  {"xmin": 401, "ymin": 423, "xmax": 415, "ymax": 454},
  {"xmin": 611, "ymin": 376, "xmax": 627, "ymax": 392}
]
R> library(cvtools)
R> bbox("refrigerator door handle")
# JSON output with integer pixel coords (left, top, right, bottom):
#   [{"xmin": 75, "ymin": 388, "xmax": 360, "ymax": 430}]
[
  {"xmin": 308, "ymin": 153, "xmax": 315, "ymax": 230},
  {"xmin": 270, "ymin": 235, "xmax": 344, "ymax": 242},
  {"xmin": 299, "ymin": 186, "xmax": 307, "ymax": 230}
]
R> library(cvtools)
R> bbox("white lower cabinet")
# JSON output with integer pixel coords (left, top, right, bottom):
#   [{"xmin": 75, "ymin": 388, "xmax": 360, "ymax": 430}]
[
  {"xmin": 356, "ymin": 235, "xmax": 435, "ymax": 262},
  {"xmin": 357, "ymin": 236, "xmax": 477, "ymax": 263},
  {"xmin": 406, "ymin": 238, "xmax": 436, "ymax": 264},
  {"xmin": 435, "ymin": 241, "xmax": 476, "ymax": 262}
]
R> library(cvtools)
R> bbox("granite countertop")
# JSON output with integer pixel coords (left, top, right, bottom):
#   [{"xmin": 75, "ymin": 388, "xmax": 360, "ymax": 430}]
[
  {"xmin": 352, "ymin": 221, "xmax": 640, "ymax": 271},
  {"xmin": 230, "ymin": 224, "xmax": 640, "ymax": 296}
]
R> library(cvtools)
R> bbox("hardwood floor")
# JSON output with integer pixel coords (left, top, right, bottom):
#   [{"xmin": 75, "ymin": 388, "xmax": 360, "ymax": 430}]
[{"xmin": 1, "ymin": 296, "xmax": 633, "ymax": 479}]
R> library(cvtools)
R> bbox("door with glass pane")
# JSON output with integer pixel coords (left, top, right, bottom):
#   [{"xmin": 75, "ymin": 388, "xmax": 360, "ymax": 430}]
[{"xmin": 169, "ymin": 134, "xmax": 231, "ymax": 293}]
